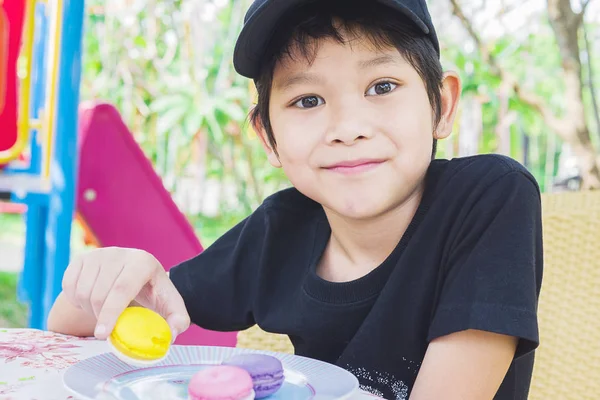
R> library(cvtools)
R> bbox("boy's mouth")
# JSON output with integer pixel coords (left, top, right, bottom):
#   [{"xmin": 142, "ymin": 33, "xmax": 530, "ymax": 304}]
[{"xmin": 323, "ymin": 159, "xmax": 386, "ymax": 174}]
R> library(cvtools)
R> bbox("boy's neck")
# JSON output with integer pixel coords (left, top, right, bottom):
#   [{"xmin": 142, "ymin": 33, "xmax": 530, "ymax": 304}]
[{"xmin": 318, "ymin": 184, "xmax": 425, "ymax": 283}]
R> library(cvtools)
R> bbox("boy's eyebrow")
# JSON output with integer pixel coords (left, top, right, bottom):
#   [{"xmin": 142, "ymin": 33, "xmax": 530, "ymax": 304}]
[
  {"xmin": 358, "ymin": 54, "xmax": 399, "ymax": 69},
  {"xmin": 274, "ymin": 55, "xmax": 401, "ymax": 91},
  {"xmin": 275, "ymin": 73, "xmax": 325, "ymax": 91}
]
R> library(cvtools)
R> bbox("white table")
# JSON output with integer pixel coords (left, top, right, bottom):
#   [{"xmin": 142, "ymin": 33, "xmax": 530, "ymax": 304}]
[{"xmin": 0, "ymin": 329, "xmax": 380, "ymax": 399}]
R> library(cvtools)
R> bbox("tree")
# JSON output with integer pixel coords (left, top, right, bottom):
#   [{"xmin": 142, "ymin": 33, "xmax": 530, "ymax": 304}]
[{"xmin": 450, "ymin": 0, "xmax": 600, "ymax": 189}]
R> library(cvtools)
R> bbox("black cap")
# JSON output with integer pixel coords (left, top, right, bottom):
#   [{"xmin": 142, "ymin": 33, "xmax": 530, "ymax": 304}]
[{"xmin": 233, "ymin": 0, "xmax": 440, "ymax": 79}]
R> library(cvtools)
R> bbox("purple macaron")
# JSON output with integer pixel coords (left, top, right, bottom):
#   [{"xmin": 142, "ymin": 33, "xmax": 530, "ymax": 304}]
[{"xmin": 222, "ymin": 354, "xmax": 285, "ymax": 398}]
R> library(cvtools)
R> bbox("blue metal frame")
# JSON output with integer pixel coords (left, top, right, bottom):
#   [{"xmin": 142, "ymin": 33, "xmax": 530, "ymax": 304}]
[
  {"xmin": 9, "ymin": 0, "xmax": 86, "ymax": 329},
  {"xmin": 15, "ymin": 1, "xmax": 50, "ymax": 330},
  {"xmin": 18, "ymin": 192, "xmax": 47, "ymax": 328},
  {"xmin": 41, "ymin": 0, "xmax": 85, "ymax": 328}
]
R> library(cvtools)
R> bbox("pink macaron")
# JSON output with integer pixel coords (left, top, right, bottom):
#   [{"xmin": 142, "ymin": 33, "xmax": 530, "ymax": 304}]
[{"xmin": 188, "ymin": 365, "xmax": 255, "ymax": 400}]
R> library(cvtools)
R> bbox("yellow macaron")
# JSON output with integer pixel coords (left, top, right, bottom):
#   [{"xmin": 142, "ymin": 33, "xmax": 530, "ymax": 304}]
[{"xmin": 107, "ymin": 307, "xmax": 172, "ymax": 367}]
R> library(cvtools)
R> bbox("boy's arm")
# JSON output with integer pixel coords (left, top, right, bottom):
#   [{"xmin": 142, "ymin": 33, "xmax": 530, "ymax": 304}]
[
  {"xmin": 416, "ymin": 163, "xmax": 543, "ymax": 399},
  {"xmin": 47, "ymin": 291, "xmax": 97, "ymax": 337},
  {"xmin": 410, "ymin": 329, "xmax": 518, "ymax": 400}
]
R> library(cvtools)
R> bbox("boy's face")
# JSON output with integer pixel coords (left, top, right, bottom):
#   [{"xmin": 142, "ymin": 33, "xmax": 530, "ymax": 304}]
[{"xmin": 257, "ymin": 33, "xmax": 460, "ymax": 220}]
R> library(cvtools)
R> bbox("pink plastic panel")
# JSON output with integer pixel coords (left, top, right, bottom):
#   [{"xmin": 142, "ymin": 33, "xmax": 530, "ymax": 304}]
[{"xmin": 76, "ymin": 102, "xmax": 237, "ymax": 347}]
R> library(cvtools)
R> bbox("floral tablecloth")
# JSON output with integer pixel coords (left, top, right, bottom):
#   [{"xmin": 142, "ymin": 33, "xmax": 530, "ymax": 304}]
[
  {"xmin": 0, "ymin": 329, "xmax": 379, "ymax": 400},
  {"xmin": 0, "ymin": 329, "xmax": 106, "ymax": 400}
]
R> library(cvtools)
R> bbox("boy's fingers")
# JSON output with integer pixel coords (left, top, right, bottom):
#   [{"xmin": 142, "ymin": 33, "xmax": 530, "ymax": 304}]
[
  {"xmin": 62, "ymin": 256, "xmax": 84, "ymax": 305},
  {"xmin": 74, "ymin": 262, "xmax": 101, "ymax": 316},
  {"xmin": 166, "ymin": 314, "xmax": 190, "ymax": 342},
  {"xmin": 89, "ymin": 264, "xmax": 124, "ymax": 318},
  {"xmin": 153, "ymin": 274, "xmax": 190, "ymax": 337},
  {"xmin": 95, "ymin": 267, "xmax": 150, "ymax": 339}
]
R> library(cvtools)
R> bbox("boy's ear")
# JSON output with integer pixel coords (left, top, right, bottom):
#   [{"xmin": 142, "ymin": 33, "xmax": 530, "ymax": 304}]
[
  {"xmin": 434, "ymin": 71, "xmax": 462, "ymax": 140},
  {"xmin": 252, "ymin": 113, "xmax": 282, "ymax": 168}
]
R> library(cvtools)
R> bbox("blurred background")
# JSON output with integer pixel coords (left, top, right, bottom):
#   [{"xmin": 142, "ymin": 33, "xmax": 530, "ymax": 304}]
[{"xmin": 1, "ymin": 0, "xmax": 599, "ymax": 327}]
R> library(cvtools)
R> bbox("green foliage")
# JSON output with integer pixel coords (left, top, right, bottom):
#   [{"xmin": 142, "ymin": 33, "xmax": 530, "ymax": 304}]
[
  {"xmin": 0, "ymin": 272, "xmax": 28, "ymax": 328},
  {"xmin": 441, "ymin": 15, "xmax": 600, "ymax": 192}
]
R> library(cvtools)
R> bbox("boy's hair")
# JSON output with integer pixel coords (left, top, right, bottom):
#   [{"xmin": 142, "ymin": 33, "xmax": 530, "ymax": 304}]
[{"xmin": 249, "ymin": 0, "xmax": 444, "ymax": 157}]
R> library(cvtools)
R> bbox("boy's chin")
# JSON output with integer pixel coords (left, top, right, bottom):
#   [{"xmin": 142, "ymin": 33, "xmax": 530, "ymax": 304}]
[{"xmin": 323, "ymin": 197, "xmax": 396, "ymax": 221}]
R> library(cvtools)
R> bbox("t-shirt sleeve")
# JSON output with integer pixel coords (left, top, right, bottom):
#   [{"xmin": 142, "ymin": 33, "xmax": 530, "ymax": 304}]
[
  {"xmin": 168, "ymin": 206, "xmax": 269, "ymax": 332},
  {"xmin": 427, "ymin": 170, "xmax": 543, "ymax": 358}
]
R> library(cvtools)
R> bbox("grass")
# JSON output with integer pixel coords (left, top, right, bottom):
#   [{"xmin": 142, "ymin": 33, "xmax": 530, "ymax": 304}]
[
  {"xmin": 0, "ymin": 272, "xmax": 28, "ymax": 328},
  {"xmin": 0, "ymin": 213, "xmax": 25, "ymax": 244},
  {"xmin": 0, "ymin": 213, "xmax": 27, "ymax": 328}
]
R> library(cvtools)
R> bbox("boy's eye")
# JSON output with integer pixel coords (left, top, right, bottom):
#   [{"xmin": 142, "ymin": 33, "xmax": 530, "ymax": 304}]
[
  {"xmin": 366, "ymin": 81, "xmax": 397, "ymax": 96},
  {"xmin": 294, "ymin": 96, "xmax": 324, "ymax": 109}
]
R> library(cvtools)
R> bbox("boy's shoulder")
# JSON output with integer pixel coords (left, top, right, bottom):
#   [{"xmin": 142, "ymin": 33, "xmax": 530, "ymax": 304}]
[{"xmin": 431, "ymin": 153, "xmax": 540, "ymax": 194}]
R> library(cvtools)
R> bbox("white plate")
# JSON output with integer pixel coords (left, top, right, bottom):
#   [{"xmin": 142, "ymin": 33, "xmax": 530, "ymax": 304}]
[{"xmin": 63, "ymin": 345, "xmax": 359, "ymax": 399}]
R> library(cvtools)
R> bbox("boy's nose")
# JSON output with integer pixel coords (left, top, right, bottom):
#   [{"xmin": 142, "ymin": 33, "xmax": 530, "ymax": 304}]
[
  {"xmin": 325, "ymin": 105, "xmax": 374, "ymax": 145},
  {"xmin": 326, "ymin": 129, "xmax": 368, "ymax": 145}
]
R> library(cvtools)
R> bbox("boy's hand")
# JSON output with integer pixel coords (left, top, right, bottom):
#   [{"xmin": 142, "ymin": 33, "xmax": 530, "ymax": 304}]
[{"xmin": 61, "ymin": 247, "xmax": 190, "ymax": 340}]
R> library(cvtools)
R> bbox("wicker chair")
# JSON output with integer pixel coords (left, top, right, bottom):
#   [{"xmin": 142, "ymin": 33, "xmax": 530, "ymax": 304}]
[
  {"xmin": 236, "ymin": 325, "xmax": 294, "ymax": 354},
  {"xmin": 236, "ymin": 191, "xmax": 600, "ymax": 398},
  {"xmin": 529, "ymin": 190, "xmax": 600, "ymax": 399}
]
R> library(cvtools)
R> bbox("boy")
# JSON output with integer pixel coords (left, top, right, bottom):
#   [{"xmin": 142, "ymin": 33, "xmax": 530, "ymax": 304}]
[{"xmin": 48, "ymin": 1, "xmax": 543, "ymax": 399}]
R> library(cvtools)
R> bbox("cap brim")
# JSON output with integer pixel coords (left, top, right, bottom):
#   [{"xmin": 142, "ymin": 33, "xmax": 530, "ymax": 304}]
[{"xmin": 233, "ymin": 0, "xmax": 431, "ymax": 79}]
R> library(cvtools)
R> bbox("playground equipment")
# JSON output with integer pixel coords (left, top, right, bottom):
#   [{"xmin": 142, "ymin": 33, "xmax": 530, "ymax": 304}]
[
  {"xmin": 0, "ymin": 0, "xmax": 235, "ymax": 347},
  {"xmin": 1, "ymin": 0, "xmax": 76, "ymax": 335}
]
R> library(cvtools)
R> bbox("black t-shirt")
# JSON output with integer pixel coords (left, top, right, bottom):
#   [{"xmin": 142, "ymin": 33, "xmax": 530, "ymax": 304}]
[{"xmin": 170, "ymin": 154, "xmax": 543, "ymax": 400}]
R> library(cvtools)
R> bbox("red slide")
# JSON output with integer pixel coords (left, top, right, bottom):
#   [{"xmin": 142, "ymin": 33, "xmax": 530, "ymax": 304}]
[
  {"xmin": 0, "ymin": 0, "xmax": 25, "ymax": 155},
  {"xmin": 76, "ymin": 102, "xmax": 238, "ymax": 347}
]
